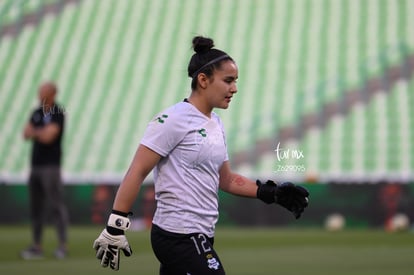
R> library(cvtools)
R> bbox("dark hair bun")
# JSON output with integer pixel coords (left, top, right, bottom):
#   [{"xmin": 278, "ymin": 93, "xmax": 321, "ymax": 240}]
[{"xmin": 192, "ymin": 36, "xmax": 214, "ymax": 54}]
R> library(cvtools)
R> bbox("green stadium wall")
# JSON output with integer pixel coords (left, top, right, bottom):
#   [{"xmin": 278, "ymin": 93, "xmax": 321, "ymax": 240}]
[{"xmin": 1, "ymin": 183, "xmax": 413, "ymax": 229}]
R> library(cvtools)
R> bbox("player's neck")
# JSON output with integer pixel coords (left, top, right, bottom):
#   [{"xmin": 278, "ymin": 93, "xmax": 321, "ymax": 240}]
[{"xmin": 186, "ymin": 95, "xmax": 212, "ymax": 118}]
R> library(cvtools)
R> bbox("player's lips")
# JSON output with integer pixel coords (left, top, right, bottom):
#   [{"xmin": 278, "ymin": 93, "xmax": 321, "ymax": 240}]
[{"xmin": 225, "ymin": 96, "xmax": 232, "ymax": 102}]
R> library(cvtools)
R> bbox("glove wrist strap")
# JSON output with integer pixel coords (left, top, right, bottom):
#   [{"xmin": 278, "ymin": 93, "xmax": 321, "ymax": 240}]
[
  {"xmin": 106, "ymin": 225, "xmax": 124, "ymax": 235},
  {"xmin": 256, "ymin": 180, "xmax": 277, "ymax": 204},
  {"xmin": 107, "ymin": 213, "xmax": 131, "ymax": 231},
  {"xmin": 111, "ymin": 209, "xmax": 132, "ymax": 217}
]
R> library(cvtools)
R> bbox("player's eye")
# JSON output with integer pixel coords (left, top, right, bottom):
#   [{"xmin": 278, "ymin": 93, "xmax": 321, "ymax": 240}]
[{"xmin": 224, "ymin": 78, "xmax": 237, "ymax": 84}]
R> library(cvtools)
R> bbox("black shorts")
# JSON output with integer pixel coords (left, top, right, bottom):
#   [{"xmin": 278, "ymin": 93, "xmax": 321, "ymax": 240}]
[{"xmin": 151, "ymin": 224, "xmax": 226, "ymax": 275}]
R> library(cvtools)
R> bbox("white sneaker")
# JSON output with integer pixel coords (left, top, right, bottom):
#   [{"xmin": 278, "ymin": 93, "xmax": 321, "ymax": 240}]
[
  {"xmin": 54, "ymin": 247, "xmax": 68, "ymax": 259},
  {"xmin": 20, "ymin": 246, "xmax": 44, "ymax": 260}
]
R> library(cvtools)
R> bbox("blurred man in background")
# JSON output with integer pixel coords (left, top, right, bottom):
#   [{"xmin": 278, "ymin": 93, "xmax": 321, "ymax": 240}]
[{"xmin": 21, "ymin": 81, "xmax": 68, "ymax": 259}]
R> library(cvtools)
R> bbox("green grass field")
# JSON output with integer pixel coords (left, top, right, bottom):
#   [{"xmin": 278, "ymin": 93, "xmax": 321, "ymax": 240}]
[{"xmin": 0, "ymin": 226, "xmax": 413, "ymax": 275}]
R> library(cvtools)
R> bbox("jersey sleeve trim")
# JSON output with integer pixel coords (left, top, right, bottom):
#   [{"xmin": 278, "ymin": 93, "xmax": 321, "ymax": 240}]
[{"xmin": 140, "ymin": 140, "xmax": 168, "ymax": 157}]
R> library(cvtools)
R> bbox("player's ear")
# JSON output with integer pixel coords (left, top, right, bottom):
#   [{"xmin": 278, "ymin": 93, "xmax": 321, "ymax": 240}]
[{"xmin": 197, "ymin": 73, "xmax": 209, "ymax": 89}]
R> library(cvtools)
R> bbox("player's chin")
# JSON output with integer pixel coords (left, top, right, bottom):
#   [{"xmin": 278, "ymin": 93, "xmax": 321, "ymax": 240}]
[
  {"xmin": 219, "ymin": 99, "xmax": 232, "ymax": 109},
  {"xmin": 218, "ymin": 102, "xmax": 230, "ymax": 109}
]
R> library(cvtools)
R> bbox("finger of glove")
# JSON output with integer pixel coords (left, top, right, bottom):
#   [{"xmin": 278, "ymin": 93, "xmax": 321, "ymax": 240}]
[
  {"xmin": 109, "ymin": 253, "xmax": 120, "ymax": 271},
  {"xmin": 278, "ymin": 184, "xmax": 309, "ymax": 200},
  {"xmin": 275, "ymin": 189, "xmax": 306, "ymax": 212},
  {"xmin": 279, "ymin": 196, "xmax": 305, "ymax": 213},
  {"xmin": 93, "ymin": 239, "xmax": 101, "ymax": 251},
  {"xmin": 100, "ymin": 250, "xmax": 112, "ymax": 268},
  {"xmin": 122, "ymin": 245, "xmax": 132, "ymax": 257},
  {"xmin": 294, "ymin": 208, "xmax": 304, "ymax": 219},
  {"xmin": 275, "ymin": 189, "xmax": 297, "ymax": 206},
  {"xmin": 300, "ymin": 196, "xmax": 309, "ymax": 208},
  {"xmin": 277, "ymin": 198, "xmax": 296, "ymax": 212},
  {"xmin": 95, "ymin": 246, "xmax": 105, "ymax": 260},
  {"xmin": 290, "ymin": 193, "xmax": 309, "ymax": 208},
  {"xmin": 283, "ymin": 187, "xmax": 308, "ymax": 206},
  {"xmin": 274, "ymin": 193, "xmax": 290, "ymax": 207},
  {"xmin": 295, "ymin": 185, "xmax": 309, "ymax": 197},
  {"xmin": 291, "ymin": 195, "xmax": 309, "ymax": 211},
  {"xmin": 276, "ymin": 184, "xmax": 296, "ymax": 197},
  {"xmin": 277, "ymin": 195, "xmax": 305, "ymax": 219},
  {"xmin": 290, "ymin": 202, "xmax": 304, "ymax": 219},
  {"xmin": 274, "ymin": 192, "xmax": 291, "ymax": 206}
]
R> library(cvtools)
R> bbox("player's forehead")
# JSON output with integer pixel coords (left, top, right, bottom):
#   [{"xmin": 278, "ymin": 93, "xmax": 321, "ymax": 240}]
[{"xmin": 216, "ymin": 60, "xmax": 238, "ymax": 78}]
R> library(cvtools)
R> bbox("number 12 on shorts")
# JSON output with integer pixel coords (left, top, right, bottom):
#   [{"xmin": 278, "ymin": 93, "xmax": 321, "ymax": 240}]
[{"xmin": 190, "ymin": 234, "xmax": 211, "ymax": 255}]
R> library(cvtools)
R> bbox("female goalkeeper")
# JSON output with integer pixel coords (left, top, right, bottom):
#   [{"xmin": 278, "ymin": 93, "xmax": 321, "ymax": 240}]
[{"xmin": 93, "ymin": 36, "xmax": 309, "ymax": 275}]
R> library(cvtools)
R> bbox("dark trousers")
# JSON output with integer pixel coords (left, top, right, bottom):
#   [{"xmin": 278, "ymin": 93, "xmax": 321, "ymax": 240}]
[
  {"xmin": 28, "ymin": 166, "xmax": 68, "ymax": 245},
  {"xmin": 151, "ymin": 224, "xmax": 226, "ymax": 275}
]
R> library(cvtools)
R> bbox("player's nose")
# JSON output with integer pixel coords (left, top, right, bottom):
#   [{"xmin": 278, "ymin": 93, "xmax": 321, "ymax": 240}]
[{"xmin": 230, "ymin": 83, "xmax": 237, "ymax": 94}]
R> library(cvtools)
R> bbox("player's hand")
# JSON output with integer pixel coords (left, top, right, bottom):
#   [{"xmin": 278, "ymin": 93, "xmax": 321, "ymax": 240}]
[
  {"xmin": 256, "ymin": 180, "xmax": 309, "ymax": 219},
  {"xmin": 274, "ymin": 181, "xmax": 309, "ymax": 219},
  {"xmin": 93, "ymin": 211, "xmax": 132, "ymax": 271}
]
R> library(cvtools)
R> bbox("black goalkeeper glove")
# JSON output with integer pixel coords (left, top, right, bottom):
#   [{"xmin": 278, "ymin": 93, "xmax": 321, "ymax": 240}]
[
  {"xmin": 93, "ymin": 210, "xmax": 133, "ymax": 271},
  {"xmin": 256, "ymin": 180, "xmax": 309, "ymax": 219}
]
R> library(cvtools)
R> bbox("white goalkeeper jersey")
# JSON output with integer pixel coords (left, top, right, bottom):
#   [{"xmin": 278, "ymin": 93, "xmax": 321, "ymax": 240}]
[{"xmin": 141, "ymin": 101, "xmax": 229, "ymax": 237}]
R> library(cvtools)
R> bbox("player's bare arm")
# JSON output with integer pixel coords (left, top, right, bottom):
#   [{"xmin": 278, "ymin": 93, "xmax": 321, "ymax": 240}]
[
  {"xmin": 219, "ymin": 161, "xmax": 257, "ymax": 198},
  {"xmin": 112, "ymin": 144, "xmax": 162, "ymax": 213},
  {"xmin": 220, "ymin": 160, "xmax": 309, "ymax": 219},
  {"xmin": 93, "ymin": 145, "xmax": 161, "ymax": 270}
]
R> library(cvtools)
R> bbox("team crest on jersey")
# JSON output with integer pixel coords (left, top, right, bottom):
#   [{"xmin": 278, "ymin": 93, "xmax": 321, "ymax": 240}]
[
  {"xmin": 156, "ymin": 114, "xmax": 168, "ymax": 123},
  {"xmin": 206, "ymin": 254, "xmax": 220, "ymax": 270},
  {"xmin": 198, "ymin": 128, "xmax": 207, "ymax": 137}
]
